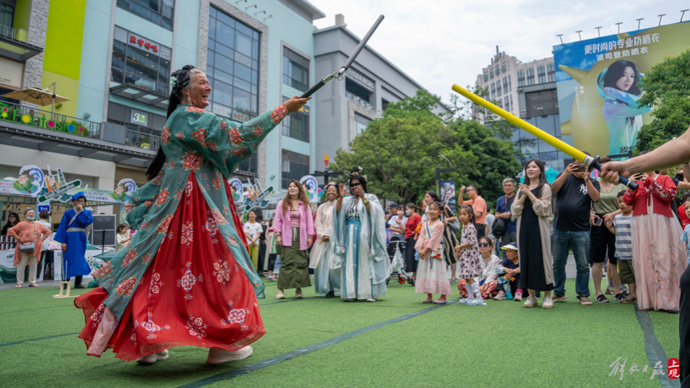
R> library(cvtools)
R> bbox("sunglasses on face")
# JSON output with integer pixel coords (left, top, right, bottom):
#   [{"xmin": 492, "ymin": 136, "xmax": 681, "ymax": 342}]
[
  {"xmin": 350, "ymin": 183, "xmax": 361, "ymax": 187},
  {"xmin": 478, "ymin": 242, "xmax": 490, "ymax": 247}
]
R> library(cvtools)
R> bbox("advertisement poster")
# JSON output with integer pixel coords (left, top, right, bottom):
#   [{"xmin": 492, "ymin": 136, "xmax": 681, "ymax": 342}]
[
  {"xmin": 299, "ymin": 175, "xmax": 320, "ymax": 203},
  {"xmin": 439, "ymin": 180, "xmax": 456, "ymax": 210},
  {"xmin": 227, "ymin": 178, "xmax": 244, "ymax": 204},
  {"xmin": 553, "ymin": 21, "xmax": 690, "ymax": 157}
]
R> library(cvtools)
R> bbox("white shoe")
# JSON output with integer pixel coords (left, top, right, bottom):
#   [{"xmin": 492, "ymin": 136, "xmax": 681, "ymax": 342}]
[
  {"xmin": 467, "ymin": 298, "xmax": 486, "ymax": 306},
  {"xmin": 523, "ymin": 295, "xmax": 538, "ymax": 308},
  {"xmin": 276, "ymin": 289, "xmax": 285, "ymax": 299},
  {"xmin": 136, "ymin": 349, "xmax": 169, "ymax": 365},
  {"xmin": 542, "ymin": 296, "xmax": 553, "ymax": 309},
  {"xmin": 207, "ymin": 346, "xmax": 253, "ymax": 364},
  {"xmin": 458, "ymin": 298, "xmax": 470, "ymax": 304},
  {"xmin": 366, "ymin": 297, "xmax": 377, "ymax": 302}
]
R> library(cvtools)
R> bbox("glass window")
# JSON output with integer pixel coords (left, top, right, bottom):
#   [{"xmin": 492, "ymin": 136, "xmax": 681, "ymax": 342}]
[
  {"xmin": 538, "ymin": 65, "xmax": 546, "ymax": 83},
  {"xmin": 281, "ymin": 97, "xmax": 310, "ymax": 142},
  {"xmin": 281, "ymin": 150, "xmax": 310, "ymax": 189},
  {"xmin": 526, "ymin": 68, "xmax": 535, "ymax": 85},
  {"xmin": 345, "ymin": 78, "xmax": 374, "ymax": 110},
  {"xmin": 283, "ymin": 47, "xmax": 309, "ymax": 92},
  {"xmin": 111, "ymin": 27, "xmax": 171, "ymax": 96},
  {"xmin": 354, "ymin": 113, "xmax": 371, "ymax": 136},
  {"xmin": 207, "ymin": 6, "xmax": 260, "ymax": 124},
  {"xmin": 547, "ymin": 62, "xmax": 556, "ymax": 82},
  {"xmin": 117, "ymin": 0, "xmax": 174, "ymax": 31},
  {"xmin": 517, "ymin": 70, "xmax": 525, "ymax": 87}
]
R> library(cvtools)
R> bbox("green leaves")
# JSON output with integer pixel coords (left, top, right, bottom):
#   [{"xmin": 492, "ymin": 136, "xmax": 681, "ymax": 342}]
[
  {"xmin": 636, "ymin": 50, "xmax": 690, "ymax": 153},
  {"xmin": 331, "ymin": 90, "xmax": 521, "ymax": 207}
]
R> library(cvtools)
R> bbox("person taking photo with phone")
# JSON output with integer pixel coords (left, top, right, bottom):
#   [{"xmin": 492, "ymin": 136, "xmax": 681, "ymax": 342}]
[
  {"xmin": 590, "ymin": 157, "xmax": 627, "ymax": 303},
  {"xmin": 551, "ymin": 159, "xmax": 600, "ymax": 305}
]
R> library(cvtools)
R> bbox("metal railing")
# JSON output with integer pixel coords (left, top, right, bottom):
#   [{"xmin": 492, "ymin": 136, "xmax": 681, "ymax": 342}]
[
  {"xmin": 0, "ymin": 102, "xmax": 102, "ymax": 140},
  {"xmin": 111, "ymin": 68, "xmax": 169, "ymax": 95},
  {"xmin": 0, "ymin": 235, "xmax": 16, "ymax": 251},
  {"xmin": 0, "ymin": 24, "xmax": 27, "ymax": 42},
  {"xmin": 125, "ymin": 126, "xmax": 161, "ymax": 150},
  {"xmin": 346, "ymin": 91, "xmax": 375, "ymax": 111}
]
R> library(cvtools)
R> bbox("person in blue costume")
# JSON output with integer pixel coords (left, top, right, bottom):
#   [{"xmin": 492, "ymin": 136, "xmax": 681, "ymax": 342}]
[
  {"xmin": 332, "ymin": 167, "xmax": 392, "ymax": 302},
  {"xmin": 54, "ymin": 192, "xmax": 93, "ymax": 289}
]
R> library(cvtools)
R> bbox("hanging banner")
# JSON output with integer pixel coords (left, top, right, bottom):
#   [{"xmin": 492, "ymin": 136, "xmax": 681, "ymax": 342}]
[
  {"xmin": 439, "ymin": 180, "xmax": 456, "ymax": 209},
  {"xmin": 299, "ymin": 175, "xmax": 320, "ymax": 203},
  {"xmin": 227, "ymin": 178, "xmax": 244, "ymax": 204},
  {"xmin": 108, "ymin": 178, "xmax": 137, "ymax": 203},
  {"xmin": 553, "ymin": 21, "xmax": 690, "ymax": 157}
]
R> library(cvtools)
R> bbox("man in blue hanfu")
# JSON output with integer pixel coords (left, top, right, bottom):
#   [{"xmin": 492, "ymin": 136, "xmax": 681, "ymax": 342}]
[{"xmin": 54, "ymin": 192, "xmax": 93, "ymax": 289}]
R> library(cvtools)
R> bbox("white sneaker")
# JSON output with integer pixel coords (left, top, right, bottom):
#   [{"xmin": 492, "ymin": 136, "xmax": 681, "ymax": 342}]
[
  {"xmin": 523, "ymin": 295, "xmax": 538, "ymax": 308},
  {"xmin": 207, "ymin": 346, "xmax": 253, "ymax": 364},
  {"xmin": 136, "ymin": 349, "xmax": 169, "ymax": 365},
  {"xmin": 458, "ymin": 298, "xmax": 470, "ymax": 304},
  {"xmin": 467, "ymin": 298, "xmax": 486, "ymax": 306},
  {"xmin": 542, "ymin": 296, "xmax": 553, "ymax": 309}
]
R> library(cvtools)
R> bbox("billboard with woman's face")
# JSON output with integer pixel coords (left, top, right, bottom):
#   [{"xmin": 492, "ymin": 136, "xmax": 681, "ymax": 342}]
[{"xmin": 553, "ymin": 21, "xmax": 690, "ymax": 158}]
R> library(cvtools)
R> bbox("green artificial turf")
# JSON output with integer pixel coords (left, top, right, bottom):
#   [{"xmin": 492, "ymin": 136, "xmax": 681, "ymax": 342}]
[{"xmin": 0, "ymin": 280, "xmax": 680, "ymax": 387}]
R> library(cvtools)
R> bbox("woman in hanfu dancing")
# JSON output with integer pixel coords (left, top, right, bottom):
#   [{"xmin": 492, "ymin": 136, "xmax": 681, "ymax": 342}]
[
  {"xmin": 332, "ymin": 168, "xmax": 392, "ymax": 302},
  {"xmin": 74, "ymin": 65, "xmax": 309, "ymax": 365}
]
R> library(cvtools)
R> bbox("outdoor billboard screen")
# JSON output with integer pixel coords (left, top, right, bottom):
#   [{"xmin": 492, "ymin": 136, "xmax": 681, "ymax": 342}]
[{"xmin": 553, "ymin": 21, "xmax": 690, "ymax": 158}]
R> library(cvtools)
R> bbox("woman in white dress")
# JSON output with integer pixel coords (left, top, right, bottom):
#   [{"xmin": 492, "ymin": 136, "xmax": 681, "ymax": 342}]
[{"xmin": 309, "ymin": 183, "xmax": 341, "ymax": 297}]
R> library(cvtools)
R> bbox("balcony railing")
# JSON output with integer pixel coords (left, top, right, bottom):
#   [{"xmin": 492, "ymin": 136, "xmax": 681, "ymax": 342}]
[
  {"xmin": 346, "ymin": 92, "xmax": 375, "ymax": 111},
  {"xmin": 125, "ymin": 126, "xmax": 161, "ymax": 150},
  {"xmin": 0, "ymin": 24, "xmax": 28, "ymax": 42},
  {"xmin": 0, "ymin": 102, "xmax": 102, "ymax": 140},
  {"xmin": 111, "ymin": 68, "xmax": 169, "ymax": 96}
]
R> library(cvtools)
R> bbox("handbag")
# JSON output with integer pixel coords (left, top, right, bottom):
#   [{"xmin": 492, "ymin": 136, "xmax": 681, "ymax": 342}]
[
  {"xmin": 444, "ymin": 208, "xmax": 461, "ymax": 233},
  {"xmin": 19, "ymin": 223, "xmax": 36, "ymax": 253},
  {"xmin": 492, "ymin": 218, "xmax": 506, "ymax": 237}
]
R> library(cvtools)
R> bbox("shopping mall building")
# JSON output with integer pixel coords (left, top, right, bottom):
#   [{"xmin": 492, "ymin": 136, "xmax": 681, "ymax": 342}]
[{"xmin": 0, "ymin": 0, "xmax": 444, "ymax": 226}]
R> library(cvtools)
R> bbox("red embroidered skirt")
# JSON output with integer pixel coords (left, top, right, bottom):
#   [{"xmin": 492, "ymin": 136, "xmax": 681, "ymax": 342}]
[{"xmin": 75, "ymin": 176, "xmax": 265, "ymax": 361}]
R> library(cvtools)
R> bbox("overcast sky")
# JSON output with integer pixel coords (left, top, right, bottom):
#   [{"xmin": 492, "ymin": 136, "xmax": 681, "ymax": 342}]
[{"xmin": 310, "ymin": 0, "xmax": 689, "ymax": 104}]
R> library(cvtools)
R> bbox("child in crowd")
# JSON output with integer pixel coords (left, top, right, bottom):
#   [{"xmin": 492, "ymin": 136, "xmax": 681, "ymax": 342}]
[
  {"xmin": 494, "ymin": 243, "xmax": 521, "ymax": 301},
  {"xmin": 458, "ymin": 236, "xmax": 501, "ymax": 300},
  {"xmin": 477, "ymin": 237, "xmax": 501, "ymax": 299},
  {"xmin": 606, "ymin": 191, "xmax": 636, "ymax": 304},
  {"xmin": 682, "ymin": 196, "xmax": 690, "ymax": 265},
  {"xmin": 414, "ymin": 201, "xmax": 451, "ymax": 304},
  {"xmin": 243, "ymin": 209, "xmax": 263, "ymax": 270},
  {"xmin": 455, "ymin": 206, "xmax": 485, "ymax": 305}
]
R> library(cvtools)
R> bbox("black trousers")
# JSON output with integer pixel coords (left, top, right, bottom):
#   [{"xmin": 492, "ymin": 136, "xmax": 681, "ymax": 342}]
[
  {"xmin": 404, "ymin": 236, "xmax": 418, "ymax": 273},
  {"xmin": 67, "ymin": 276, "xmax": 83, "ymax": 286}
]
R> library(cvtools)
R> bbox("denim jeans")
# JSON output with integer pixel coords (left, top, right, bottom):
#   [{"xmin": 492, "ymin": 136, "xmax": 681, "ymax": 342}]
[{"xmin": 552, "ymin": 228, "xmax": 590, "ymax": 298}]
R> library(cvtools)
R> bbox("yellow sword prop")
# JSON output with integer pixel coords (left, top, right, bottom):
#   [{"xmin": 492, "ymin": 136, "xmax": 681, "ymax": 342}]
[{"xmin": 451, "ymin": 84, "xmax": 637, "ymax": 189}]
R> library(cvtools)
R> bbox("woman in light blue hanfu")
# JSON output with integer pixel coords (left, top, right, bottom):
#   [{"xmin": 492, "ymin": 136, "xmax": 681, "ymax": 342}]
[{"xmin": 332, "ymin": 168, "xmax": 392, "ymax": 302}]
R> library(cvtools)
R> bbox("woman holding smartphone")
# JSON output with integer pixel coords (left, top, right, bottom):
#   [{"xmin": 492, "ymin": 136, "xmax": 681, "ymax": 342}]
[
  {"xmin": 590, "ymin": 157, "xmax": 626, "ymax": 303},
  {"xmin": 623, "ymin": 165, "xmax": 686, "ymax": 312}
]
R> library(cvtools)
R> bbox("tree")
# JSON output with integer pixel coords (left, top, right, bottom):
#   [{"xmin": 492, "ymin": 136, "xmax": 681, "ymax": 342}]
[
  {"xmin": 448, "ymin": 118, "xmax": 522, "ymax": 207},
  {"xmin": 636, "ymin": 50, "xmax": 690, "ymax": 152},
  {"xmin": 330, "ymin": 90, "xmax": 521, "ymax": 207}
]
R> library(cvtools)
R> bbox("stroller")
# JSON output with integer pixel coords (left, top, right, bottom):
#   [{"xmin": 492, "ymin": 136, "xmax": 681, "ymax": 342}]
[{"xmin": 389, "ymin": 240, "xmax": 413, "ymax": 285}]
